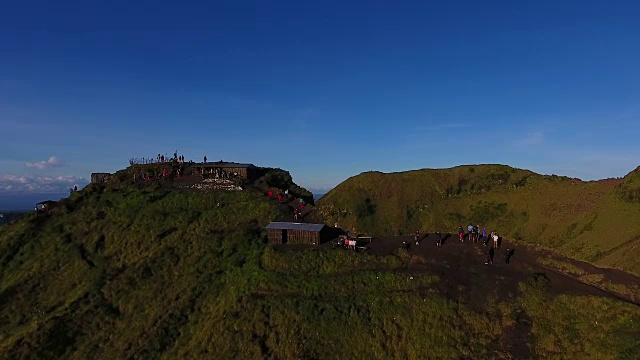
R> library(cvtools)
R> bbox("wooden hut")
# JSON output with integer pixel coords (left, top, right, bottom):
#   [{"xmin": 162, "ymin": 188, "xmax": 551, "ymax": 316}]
[
  {"xmin": 194, "ymin": 161, "xmax": 258, "ymax": 180},
  {"xmin": 35, "ymin": 200, "xmax": 57, "ymax": 216},
  {"xmin": 265, "ymin": 222, "xmax": 330, "ymax": 245}
]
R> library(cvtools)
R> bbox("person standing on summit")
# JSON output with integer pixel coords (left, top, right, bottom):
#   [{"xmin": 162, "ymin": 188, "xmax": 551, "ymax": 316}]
[{"xmin": 204, "ymin": 156, "xmax": 207, "ymax": 163}]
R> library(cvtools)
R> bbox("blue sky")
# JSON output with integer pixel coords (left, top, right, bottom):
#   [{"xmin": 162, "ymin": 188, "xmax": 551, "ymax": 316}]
[{"xmin": 1, "ymin": 0, "xmax": 640, "ymax": 195}]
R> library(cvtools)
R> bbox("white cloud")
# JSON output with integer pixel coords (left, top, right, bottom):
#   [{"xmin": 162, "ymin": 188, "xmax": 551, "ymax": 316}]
[
  {"xmin": 0, "ymin": 174, "xmax": 88, "ymax": 194},
  {"xmin": 25, "ymin": 156, "xmax": 62, "ymax": 169}
]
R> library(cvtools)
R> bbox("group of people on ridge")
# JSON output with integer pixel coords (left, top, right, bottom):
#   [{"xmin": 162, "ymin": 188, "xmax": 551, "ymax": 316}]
[
  {"xmin": 409, "ymin": 224, "xmax": 513, "ymax": 266},
  {"xmin": 456, "ymin": 224, "xmax": 500, "ymax": 248}
]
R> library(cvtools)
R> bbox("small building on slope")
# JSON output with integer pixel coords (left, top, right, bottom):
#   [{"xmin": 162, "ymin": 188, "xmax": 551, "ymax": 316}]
[
  {"xmin": 194, "ymin": 161, "xmax": 258, "ymax": 180},
  {"xmin": 91, "ymin": 173, "xmax": 112, "ymax": 184},
  {"xmin": 266, "ymin": 222, "xmax": 335, "ymax": 245}
]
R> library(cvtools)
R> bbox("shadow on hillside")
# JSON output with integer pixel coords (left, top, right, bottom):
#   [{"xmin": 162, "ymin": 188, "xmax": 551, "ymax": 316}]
[
  {"xmin": 321, "ymin": 227, "xmax": 346, "ymax": 245},
  {"xmin": 442, "ymin": 233, "xmax": 451, "ymax": 245}
]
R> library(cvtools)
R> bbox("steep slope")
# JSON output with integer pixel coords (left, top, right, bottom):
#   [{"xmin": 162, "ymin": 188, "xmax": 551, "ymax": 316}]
[
  {"xmin": 318, "ymin": 164, "xmax": 640, "ymax": 275},
  {"xmin": 616, "ymin": 165, "xmax": 640, "ymax": 202}
]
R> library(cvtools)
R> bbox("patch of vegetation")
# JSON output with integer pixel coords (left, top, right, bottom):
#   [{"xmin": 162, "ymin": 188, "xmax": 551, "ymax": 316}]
[
  {"xmin": 468, "ymin": 201, "xmax": 508, "ymax": 225},
  {"xmin": 257, "ymin": 168, "xmax": 314, "ymax": 205},
  {"xmin": 518, "ymin": 276, "xmax": 640, "ymax": 358},
  {"xmin": 616, "ymin": 166, "xmax": 640, "ymax": 202}
]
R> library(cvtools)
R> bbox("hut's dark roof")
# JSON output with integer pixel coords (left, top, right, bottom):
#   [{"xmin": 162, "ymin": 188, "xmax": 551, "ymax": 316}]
[
  {"xmin": 265, "ymin": 222, "xmax": 326, "ymax": 232},
  {"xmin": 196, "ymin": 162, "xmax": 255, "ymax": 168}
]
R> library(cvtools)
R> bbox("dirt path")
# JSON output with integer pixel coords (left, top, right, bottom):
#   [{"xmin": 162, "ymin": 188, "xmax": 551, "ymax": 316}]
[{"xmin": 348, "ymin": 233, "xmax": 640, "ymax": 307}]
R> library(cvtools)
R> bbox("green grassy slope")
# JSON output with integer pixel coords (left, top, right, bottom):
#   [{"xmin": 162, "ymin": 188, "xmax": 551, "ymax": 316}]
[
  {"xmin": 318, "ymin": 164, "xmax": 640, "ymax": 275},
  {"xmin": 1, "ymin": 176, "xmax": 639, "ymax": 359}
]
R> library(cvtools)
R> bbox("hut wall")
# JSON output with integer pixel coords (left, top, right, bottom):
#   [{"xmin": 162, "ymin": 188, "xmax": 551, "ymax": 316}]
[
  {"xmin": 267, "ymin": 229, "xmax": 283, "ymax": 244},
  {"xmin": 91, "ymin": 173, "xmax": 111, "ymax": 184},
  {"xmin": 288, "ymin": 230, "xmax": 320, "ymax": 244},
  {"xmin": 222, "ymin": 167, "xmax": 248, "ymax": 178}
]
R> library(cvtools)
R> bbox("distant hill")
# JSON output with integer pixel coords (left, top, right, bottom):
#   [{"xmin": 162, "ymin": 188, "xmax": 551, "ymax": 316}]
[{"xmin": 318, "ymin": 164, "xmax": 640, "ymax": 275}]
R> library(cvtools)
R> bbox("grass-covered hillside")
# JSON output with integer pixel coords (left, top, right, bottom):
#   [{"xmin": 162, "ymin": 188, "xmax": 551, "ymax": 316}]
[
  {"xmin": 318, "ymin": 164, "xmax": 640, "ymax": 275},
  {"xmin": 1, "ymin": 168, "xmax": 639, "ymax": 359}
]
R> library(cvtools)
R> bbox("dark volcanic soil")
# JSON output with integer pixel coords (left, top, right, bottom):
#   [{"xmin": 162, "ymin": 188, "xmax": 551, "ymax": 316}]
[{"xmin": 361, "ymin": 233, "xmax": 640, "ymax": 307}]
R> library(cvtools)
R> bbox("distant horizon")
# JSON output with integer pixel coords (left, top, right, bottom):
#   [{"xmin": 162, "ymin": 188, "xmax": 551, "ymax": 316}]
[{"xmin": 0, "ymin": 193, "xmax": 69, "ymax": 212}]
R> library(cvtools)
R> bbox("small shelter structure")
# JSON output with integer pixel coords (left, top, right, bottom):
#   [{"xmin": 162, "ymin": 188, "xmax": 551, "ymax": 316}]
[
  {"xmin": 194, "ymin": 161, "xmax": 258, "ymax": 180},
  {"xmin": 91, "ymin": 173, "xmax": 111, "ymax": 184},
  {"xmin": 35, "ymin": 200, "xmax": 57, "ymax": 216},
  {"xmin": 265, "ymin": 222, "xmax": 334, "ymax": 245}
]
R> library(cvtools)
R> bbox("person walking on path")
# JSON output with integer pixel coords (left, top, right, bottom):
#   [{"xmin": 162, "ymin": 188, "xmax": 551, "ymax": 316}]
[
  {"xmin": 482, "ymin": 228, "xmax": 488, "ymax": 245},
  {"xmin": 436, "ymin": 231, "xmax": 442, "ymax": 248},
  {"xmin": 505, "ymin": 248, "xmax": 514, "ymax": 265},
  {"xmin": 484, "ymin": 250, "xmax": 491, "ymax": 265},
  {"xmin": 492, "ymin": 231, "xmax": 499, "ymax": 249},
  {"xmin": 458, "ymin": 226, "xmax": 464, "ymax": 242},
  {"xmin": 415, "ymin": 230, "xmax": 420, "ymax": 246},
  {"xmin": 467, "ymin": 224, "xmax": 474, "ymax": 242}
]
